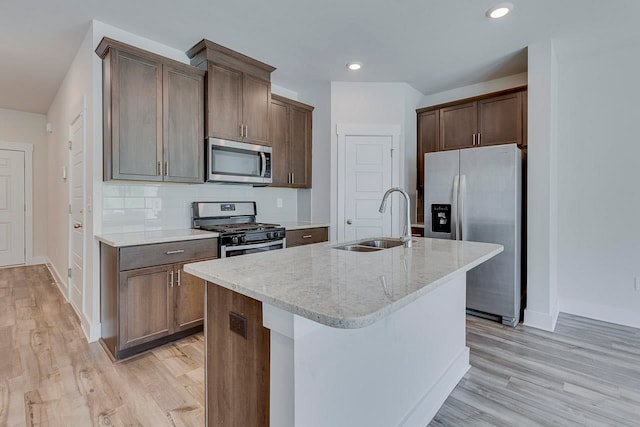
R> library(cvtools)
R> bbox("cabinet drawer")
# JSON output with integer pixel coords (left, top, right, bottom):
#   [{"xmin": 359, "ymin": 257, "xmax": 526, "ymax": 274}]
[
  {"xmin": 286, "ymin": 227, "xmax": 328, "ymax": 248},
  {"xmin": 119, "ymin": 239, "xmax": 218, "ymax": 271}
]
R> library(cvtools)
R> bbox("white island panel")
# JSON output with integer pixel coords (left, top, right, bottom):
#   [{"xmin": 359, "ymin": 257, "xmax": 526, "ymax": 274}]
[{"xmin": 265, "ymin": 273, "xmax": 468, "ymax": 427}]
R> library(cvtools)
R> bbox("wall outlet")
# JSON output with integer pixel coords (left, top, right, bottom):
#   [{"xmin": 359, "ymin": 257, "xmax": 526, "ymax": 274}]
[
  {"xmin": 635, "ymin": 277, "xmax": 640, "ymax": 292},
  {"xmin": 277, "ymin": 198, "xmax": 283, "ymax": 208}
]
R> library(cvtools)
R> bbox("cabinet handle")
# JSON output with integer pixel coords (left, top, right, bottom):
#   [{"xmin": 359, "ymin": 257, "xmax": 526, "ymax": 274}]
[
  {"xmin": 291, "ymin": 172, "xmax": 295, "ymax": 184},
  {"xmin": 478, "ymin": 133, "xmax": 481, "ymax": 145},
  {"xmin": 177, "ymin": 269, "xmax": 181, "ymax": 287},
  {"xmin": 170, "ymin": 270, "xmax": 174, "ymax": 288},
  {"xmin": 472, "ymin": 134, "xmax": 476, "ymax": 146},
  {"xmin": 239, "ymin": 124, "xmax": 244, "ymax": 137},
  {"xmin": 302, "ymin": 235, "xmax": 312, "ymax": 239},
  {"xmin": 245, "ymin": 125, "xmax": 249, "ymax": 138},
  {"xmin": 157, "ymin": 161, "xmax": 161, "ymax": 176},
  {"xmin": 165, "ymin": 249, "xmax": 185, "ymax": 255}
]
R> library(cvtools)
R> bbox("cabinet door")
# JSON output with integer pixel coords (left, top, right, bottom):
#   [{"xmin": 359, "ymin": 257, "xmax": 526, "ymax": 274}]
[
  {"xmin": 478, "ymin": 92, "xmax": 522, "ymax": 147},
  {"xmin": 163, "ymin": 64, "xmax": 205, "ymax": 183},
  {"xmin": 289, "ymin": 105, "xmax": 312, "ymax": 188},
  {"xmin": 174, "ymin": 262, "xmax": 208, "ymax": 332},
  {"xmin": 440, "ymin": 102, "xmax": 477, "ymax": 151},
  {"xmin": 111, "ymin": 50, "xmax": 163, "ymax": 181},
  {"xmin": 207, "ymin": 62, "xmax": 243, "ymax": 141},
  {"xmin": 269, "ymin": 98, "xmax": 290, "ymax": 186},
  {"xmin": 417, "ymin": 110, "xmax": 439, "ymax": 223},
  {"xmin": 242, "ymin": 74, "xmax": 271, "ymax": 146},
  {"xmin": 417, "ymin": 110, "xmax": 440, "ymax": 188},
  {"xmin": 119, "ymin": 265, "xmax": 173, "ymax": 350},
  {"xmin": 521, "ymin": 90, "xmax": 527, "ymax": 147}
]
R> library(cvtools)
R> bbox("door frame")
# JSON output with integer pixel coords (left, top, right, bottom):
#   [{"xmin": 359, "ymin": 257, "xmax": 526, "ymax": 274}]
[
  {"xmin": 68, "ymin": 98, "xmax": 87, "ymax": 318},
  {"xmin": 333, "ymin": 124, "xmax": 401, "ymax": 241},
  {"xmin": 0, "ymin": 141, "xmax": 33, "ymax": 264}
]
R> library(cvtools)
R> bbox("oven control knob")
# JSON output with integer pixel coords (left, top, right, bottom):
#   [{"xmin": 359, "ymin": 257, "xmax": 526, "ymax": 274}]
[
  {"xmin": 240, "ymin": 236, "xmax": 246, "ymax": 244},
  {"xmin": 231, "ymin": 236, "xmax": 239, "ymax": 244},
  {"xmin": 266, "ymin": 232, "xmax": 274, "ymax": 239}
]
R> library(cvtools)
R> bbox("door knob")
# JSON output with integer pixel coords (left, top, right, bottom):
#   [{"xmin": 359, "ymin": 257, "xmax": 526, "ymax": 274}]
[
  {"xmin": 73, "ymin": 223, "xmax": 82, "ymax": 229},
  {"xmin": 346, "ymin": 219, "xmax": 353, "ymax": 225}
]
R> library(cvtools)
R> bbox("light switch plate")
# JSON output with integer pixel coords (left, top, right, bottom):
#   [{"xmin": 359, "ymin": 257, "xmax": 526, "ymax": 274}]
[
  {"xmin": 277, "ymin": 198, "xmax": 283, "ymax": 208},
  {"xmin": 635, "ymin": 277, "xmax": 640, "ymax": 291}
]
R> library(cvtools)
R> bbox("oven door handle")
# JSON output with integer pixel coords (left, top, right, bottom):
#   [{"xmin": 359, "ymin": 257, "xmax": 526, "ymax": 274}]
[
  {"xmin": 222, "ymin": 239, "xmax": 285, "ymax": 256},
  {"xmin": 260, "ymin": 152, "xmax": 267, "ymax": 178}
]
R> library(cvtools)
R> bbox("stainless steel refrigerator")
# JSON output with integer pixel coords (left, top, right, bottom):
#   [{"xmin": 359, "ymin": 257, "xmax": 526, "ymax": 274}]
[{"xmin": 424, "ymin": 144, "xmax": 522, "ymax": 326}]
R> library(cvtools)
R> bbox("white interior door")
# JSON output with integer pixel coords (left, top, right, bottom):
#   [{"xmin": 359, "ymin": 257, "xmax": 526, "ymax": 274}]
[
  {"xmin": 69, "ymin": 114, "xmax": 84, "ymax": 314},
  {"xmin": 343, "ymin": 135, "xmax": 393, "ymax": 240},
  {"xmin": 0, "ymin": 150, "xmax": 25, "ymax": 267}
]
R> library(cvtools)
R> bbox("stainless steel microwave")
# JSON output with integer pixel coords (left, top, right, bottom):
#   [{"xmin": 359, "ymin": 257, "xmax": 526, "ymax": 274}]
[{"xmin": 206, "ymin": 138, "xmax": 272, "ymax": 185}]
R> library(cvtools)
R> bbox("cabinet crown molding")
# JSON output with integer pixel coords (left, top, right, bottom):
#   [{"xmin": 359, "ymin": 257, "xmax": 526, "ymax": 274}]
[
  {"xmin": 416, "ymin": 85, "xmax": 527, "ymax": 114},
  {"xmin": 186, "ymin": 39, "xmax": 276, "ymax": 80},
  {"xmin": 95, "ymin": 37, "xmax": 204, "ymax": 76}
]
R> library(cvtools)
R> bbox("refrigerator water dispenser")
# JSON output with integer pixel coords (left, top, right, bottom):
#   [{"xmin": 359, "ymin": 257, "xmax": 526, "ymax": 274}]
[{"xmin": 431, "ymin": 204, "xmax": 451, "ymax": 233}]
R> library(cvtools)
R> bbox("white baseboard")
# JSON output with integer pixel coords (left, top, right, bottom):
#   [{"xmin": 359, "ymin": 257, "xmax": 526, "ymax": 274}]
[
  {"xmin": 524, "ymin": 302, "xmax": 559, "ymax": 332},
  {"xmin": 560, "ymin": 299, "xmax": 640, "ymax": 329},
  {"xmin": 399, "ymin": 347, "xmax": 470, "ymax": 426},
  {"xmin": 26, "ymin": 256, "xmax": 47, "ymax": 265},
  {"xmin": 45, "ymin": 260, "xmax": 69, "ymax": 298},
  {"xmin": 81, "ymin": 316, "xmax": 102, "ymax": 343}
]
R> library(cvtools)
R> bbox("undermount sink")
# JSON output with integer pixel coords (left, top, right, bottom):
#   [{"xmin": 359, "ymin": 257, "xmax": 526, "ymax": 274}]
[
  {"xmin": 333, "ymin": 238, "xmax": 406, "ymax": 252},
  {"xmin": 359, "ymin": 239, "xmax": 406, "ymax": 249}
]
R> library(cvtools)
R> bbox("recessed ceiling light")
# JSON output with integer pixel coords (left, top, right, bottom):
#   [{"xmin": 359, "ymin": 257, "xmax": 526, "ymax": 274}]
[
  {"xmin": 347, "ymin": 62, "xmax": 362, "ymax": 71},
  {"xmin": 486, "ymin": 2, "xmax": 513, "ymax": 19}
]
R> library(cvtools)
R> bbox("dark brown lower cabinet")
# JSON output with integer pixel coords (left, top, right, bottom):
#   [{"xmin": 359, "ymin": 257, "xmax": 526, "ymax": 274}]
[
  {"xmin": 174, "ymin": 262, "xmax": 206, "ymax": 332},
  {"xmin": 206, "ymin": 282, "xmax": 270, "ymax": 427},
  {"xmin": 100, "ymin": 239, "xmax": 217, "ymax": 360},
  {"xmin": 285, "ymin": 227, "xmax": 328, "ymax": 247},
  {"xmin": 119, "ymin": 265, "xmax": 173, "ymax": 350}
]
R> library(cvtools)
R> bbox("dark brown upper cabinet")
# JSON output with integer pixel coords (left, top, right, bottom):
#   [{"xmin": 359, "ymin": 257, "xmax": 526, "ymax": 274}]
[
  {"xmin": 187, "ymin": 40, "xmax": 275, "ymax": 146},
  {"xmin": 269, "ymin": 94, "xmax": 314, "ymax": 188},
  {"xmin": 416, "ymin": 87, "xmax": 527, "ymax": 223},
  {"xmin": 417, "ymin": 110, "xmax": 439, "ymax": 190},
  {"xmin": 440, "ymin": 102, "xmax": 478, "ymax": 151},
  {"xmin": 477, "ymin": 91, "xmax": 523, "ymax": 147},
  {"xmin": 97, "ymin": 38, "xmax": 205, "ymax": 183}
]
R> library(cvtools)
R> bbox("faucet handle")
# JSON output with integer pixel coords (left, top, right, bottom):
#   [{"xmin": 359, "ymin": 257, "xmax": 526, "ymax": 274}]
[{"xmin": 346, "ymin": 219, "xmax": 353, "ymax": 225}]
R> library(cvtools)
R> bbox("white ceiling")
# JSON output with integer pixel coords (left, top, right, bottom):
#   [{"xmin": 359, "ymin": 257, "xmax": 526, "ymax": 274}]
[{"xmin": 1, "ymin": 0, "xmax": 638, "ymax": 114}]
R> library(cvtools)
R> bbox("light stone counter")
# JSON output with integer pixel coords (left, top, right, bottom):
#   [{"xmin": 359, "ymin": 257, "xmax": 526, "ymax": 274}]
[
  {"xmin": 95, "ymin": 229, "xmax": 219, "ymax": 247},
  {"xmin": 277, "ymin": 221, "xmax": 330, "ymax": 231},
  {"xmin": 185, "ymin": 237, "xmax": 502, "ymax": 329}
]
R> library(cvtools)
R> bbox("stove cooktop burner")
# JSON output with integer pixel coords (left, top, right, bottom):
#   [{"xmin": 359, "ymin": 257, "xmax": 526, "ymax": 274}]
[{"xmin": 200, "ymin": 222, "xmax": 280, "ymax": 233}]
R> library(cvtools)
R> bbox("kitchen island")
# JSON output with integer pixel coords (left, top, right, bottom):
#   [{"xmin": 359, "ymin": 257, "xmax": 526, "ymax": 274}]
[{"xmin": 185, "ymin": 237, "xmax": 502, "ymax": 426}]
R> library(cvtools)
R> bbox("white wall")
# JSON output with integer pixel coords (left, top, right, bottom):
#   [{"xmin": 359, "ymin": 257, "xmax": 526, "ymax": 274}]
[
  {"xmin": 418, "ymin": 72, "xmax": 528, "ymax": 109},
  {"xmin": 296, "ymin": 81, "xmax": 332, "ymax": 223},
  {"xmin": 0, "ymin": 108, "xmax": 48, "ymax": 261},
  {"xmin": 523, "ymin": 42, "xmax": 560, "ymax": 331},
  {"xmin": 555, "ymin": 34, "xmax": 640, "ymax": 328},
  {"xmin": 329, "ymin": 82, "xmax": 423, "ymax": 235},
  {"xmin": 46, "ymin": 27, "xmax": 94, "ymax": 339}
]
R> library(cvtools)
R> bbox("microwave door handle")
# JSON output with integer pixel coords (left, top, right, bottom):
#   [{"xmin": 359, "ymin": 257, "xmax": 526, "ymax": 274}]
[{"xmin": 260, "ymin": 152, "xmax": 267, "ymax": 177}]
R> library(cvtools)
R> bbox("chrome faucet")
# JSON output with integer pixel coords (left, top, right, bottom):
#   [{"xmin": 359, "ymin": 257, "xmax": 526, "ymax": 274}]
[{"xmin": 378, "ymin": 187, "xmax": 412, "ymax": 248}]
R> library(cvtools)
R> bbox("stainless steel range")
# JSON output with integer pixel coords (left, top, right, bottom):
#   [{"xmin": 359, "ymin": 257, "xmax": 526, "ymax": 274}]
[{"xmin": 192, "ymin": 201, "xmax": 286, "ymax": 257}]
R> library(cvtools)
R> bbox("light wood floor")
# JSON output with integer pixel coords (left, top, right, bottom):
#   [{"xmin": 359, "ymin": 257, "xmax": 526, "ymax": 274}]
[
  {"xmin": 2, "ymin": 265, "xmax": 640, "ymax": 426},
  {"xmin": 431, "ymin": 314, "xmax": 640, "ymax": 426},
  {"xmin": 0, "ymin": 265, "xmax": 205, "ymax": 426}
]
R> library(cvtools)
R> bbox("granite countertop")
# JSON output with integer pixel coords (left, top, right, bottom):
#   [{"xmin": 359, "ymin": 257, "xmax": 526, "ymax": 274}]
[
  {"xmin": 184, "ymin": 237, "xmax": 502, "ymax": 329},
  {"xmin": 278, "ymin": 221, "xmax": 330, "ymax": 231},
  {"xmin": 95, "ymin": 229, "xmax": 219, "ymax": 247}
]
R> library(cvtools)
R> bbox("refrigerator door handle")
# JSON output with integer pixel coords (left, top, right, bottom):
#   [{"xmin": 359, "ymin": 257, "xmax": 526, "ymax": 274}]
[
  {"xmin": 459, "ymin": 174, "xmax": 467, "ymax": 241},
  {"xmin": 452, "ymin": 175, "xmax": 460, "ymax": 240}
]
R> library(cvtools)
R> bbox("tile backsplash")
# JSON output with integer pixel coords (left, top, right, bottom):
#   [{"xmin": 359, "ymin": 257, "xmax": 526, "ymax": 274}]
[{"xmin": 102, "ymin": 182, "xmax": 299, "ymax": 233}]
